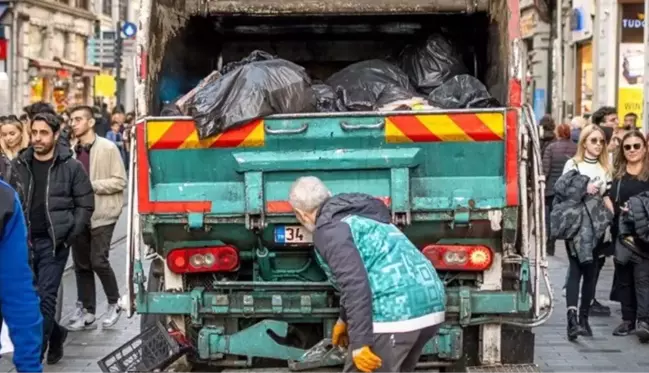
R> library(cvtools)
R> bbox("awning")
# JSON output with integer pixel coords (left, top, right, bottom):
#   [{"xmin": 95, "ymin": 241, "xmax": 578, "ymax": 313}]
[
  {"xmin": 54, "ymin": 57, "xmax": 101, "ymax": 77},
  {"xmin": 28, "ymin": 58, "xmax": 62, "ymax": 76}
]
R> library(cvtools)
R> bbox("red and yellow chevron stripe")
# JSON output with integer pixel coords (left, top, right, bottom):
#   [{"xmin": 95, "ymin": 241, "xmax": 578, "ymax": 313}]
[
  {"xmin": 146, "ymin": 119, "xmax": 265, "ymax": 149},
  {"xmin": 385, "ymin": 112, "xmax": 505, "ymax": 143}
]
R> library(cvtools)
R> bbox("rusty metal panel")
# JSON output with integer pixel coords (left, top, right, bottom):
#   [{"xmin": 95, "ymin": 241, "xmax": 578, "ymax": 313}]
[{"xmin": 188, "ymin": 0, "xmax": 490, "ymax": 15}]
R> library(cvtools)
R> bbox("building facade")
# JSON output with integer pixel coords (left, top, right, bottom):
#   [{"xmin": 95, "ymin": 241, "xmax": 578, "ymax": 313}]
[
  {"xmin": 0, "ymin": 0, "xmax": 137, "ymax": 115},
  {"xmin": 520, "ymin": 0, "xmax": 553, "ymax": 122},
  {"xmin": 93, "ymin": 0, "xmax": 137, "ymax": 112},
  {"xmin": 555, "ymin": 0, "xmax": 645, "ymax": 126},
  {"xmin": 0, "ymin": 0, "xmax": 99, "ymax": 114}
]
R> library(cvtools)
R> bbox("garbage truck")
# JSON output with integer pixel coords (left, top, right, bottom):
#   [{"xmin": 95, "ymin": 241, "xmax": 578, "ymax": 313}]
[{"xmin": 102, "ymin": 0, "xmax": 554, "ymax": 371}]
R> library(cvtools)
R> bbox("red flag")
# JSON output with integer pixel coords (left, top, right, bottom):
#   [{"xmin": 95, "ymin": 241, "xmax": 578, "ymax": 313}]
[{"xmin": 0, "ymin": 39, "xmax": 7, "ymax": 60}]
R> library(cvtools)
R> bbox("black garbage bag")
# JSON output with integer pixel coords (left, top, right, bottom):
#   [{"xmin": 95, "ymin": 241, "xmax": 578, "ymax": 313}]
[
  {"xmin": 427, "ymin": 74, "xmax": 501, "ymax": 109},
  {"xmin": 220, "ymin": 50, "xmax": 276, "ymax": 75},
  {"xmin": 326, "ymin": 60, "xmax": 421, "ymax": 111},
  {"xmin": 160, "ymin": 103, "xmax": 183, "ymax": 116},
  {"xmin": 398, "ymin": 34, "xmax": 469, "ymax": 94},
  {"xmin": 313, "ymin": 84, "xmax": 337, "ymax": 112},
  {"xmin": 187, "ymin": 59, "xmax": 316, "ymax": 139}
]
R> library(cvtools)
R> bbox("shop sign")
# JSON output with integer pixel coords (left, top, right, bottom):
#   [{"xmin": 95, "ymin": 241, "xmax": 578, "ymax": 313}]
[
  {"xmin": 520, "ymin": 10, "xmax": 537, "ymax": 39},
  {"xmin": 570, "ymin": 0, "xmax": 593, "ymax": 43},
  {"xmin": 617, "ymin": 43, "xmax": 644, "ymax": 126},
  {"xmin": 621, "ymin": 4, "xmax": 645, "ymax": 43},
  {"xmin": 622, "ymin": 10, "xmax": 644, "ymax": 29}
]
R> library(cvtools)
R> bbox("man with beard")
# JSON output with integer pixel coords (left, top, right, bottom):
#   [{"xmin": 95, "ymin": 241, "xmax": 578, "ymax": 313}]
[
  {"xmin": 11, "ymin": 113, "xmax": 94, "ymax": 364},
  {"xmin": 67, "ymin": 106, "xmax": 126, "ymax": 332}
]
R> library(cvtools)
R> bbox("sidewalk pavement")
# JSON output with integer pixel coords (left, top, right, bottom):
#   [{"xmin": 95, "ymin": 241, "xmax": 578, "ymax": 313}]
[{"xmin": 534, "ymin": 240, "xmax": 649, "ymax": 372}]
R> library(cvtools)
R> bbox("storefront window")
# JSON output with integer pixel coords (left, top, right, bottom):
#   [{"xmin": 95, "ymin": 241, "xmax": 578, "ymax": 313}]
[
  {"xmin": 30, "ymin": 77, "xmax": 44, "ymax": 103},
  {"xmin": 576, "ymin": 43, "xmax": 593, "ymax": 115},
  {"xmin": 617, "ymin": 3, "xmax": 644, "ymax": 127}
]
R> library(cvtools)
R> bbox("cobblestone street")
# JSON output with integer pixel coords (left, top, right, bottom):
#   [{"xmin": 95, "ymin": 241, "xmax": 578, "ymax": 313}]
[{"xmin": 534, "ymin": 241, "xmax": 649, "ymax": 372}]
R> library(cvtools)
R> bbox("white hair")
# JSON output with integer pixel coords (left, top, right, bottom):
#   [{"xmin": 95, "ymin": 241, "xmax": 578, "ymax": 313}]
[{"xmin": 289, "ymin": 176, "xmax": 332, "ymax": 213}]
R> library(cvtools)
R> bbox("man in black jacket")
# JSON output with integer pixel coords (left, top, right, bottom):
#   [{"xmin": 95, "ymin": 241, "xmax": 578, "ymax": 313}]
[{"xmin": 11, "ymin": 113, "xmax": 95, "ymax": 365}]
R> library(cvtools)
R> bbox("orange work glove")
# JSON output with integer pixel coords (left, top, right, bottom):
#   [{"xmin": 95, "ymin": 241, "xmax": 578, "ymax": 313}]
[
  {"xmin": 331, "ymin": 319, "xmax": 349, "ymax": 347},
  {"xmin": 352, "ymin": 346, "xmax": 382, "ymax": 372}
]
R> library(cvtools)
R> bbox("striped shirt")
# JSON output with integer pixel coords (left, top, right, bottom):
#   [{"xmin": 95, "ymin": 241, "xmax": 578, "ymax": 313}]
[{"xmin": 562, "ymin": 157, "xmax": 612, "ymax": 197}]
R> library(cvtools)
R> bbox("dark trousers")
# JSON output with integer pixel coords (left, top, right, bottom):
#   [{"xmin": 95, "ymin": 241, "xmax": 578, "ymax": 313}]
[
  {"xmin": 343, "ymin": 325, "xmax": 440, "ymax": 372},
  {"xmin": 545, "ymin": 196, "xmax": 555, "ymax": 254},
  {"xmin": 565, "ymin": 243, "xmax": 597, "ymax": 314},
  {"xmin": 32, "ymin": 236, "xmax": 68, "ymax": 354},
  {"xmin": 72, "ymin": 224, "xmax": 119, "ymax": 314},
  {"xmin": 615, "ymin": 259, "xmax": 649, "ymax": 322},
  {"xmin": 592, "ymin": 256, "xmax": 606, "ymax": 301}
]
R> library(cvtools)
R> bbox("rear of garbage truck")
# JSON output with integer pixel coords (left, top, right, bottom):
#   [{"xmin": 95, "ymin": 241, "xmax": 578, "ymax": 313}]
[{"xmin": 110, "ymin": 0, "xmax": 553, "ymax": 371}]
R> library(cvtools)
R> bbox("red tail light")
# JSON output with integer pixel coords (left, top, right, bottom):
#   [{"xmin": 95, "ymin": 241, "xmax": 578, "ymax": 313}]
[
  {"xmin": 167, "ymin": 246, "xmax": 240, "ymax": 274},
  {"xmin": 422, "ymin": 244, "xmax": 493, "ymax": 271}
]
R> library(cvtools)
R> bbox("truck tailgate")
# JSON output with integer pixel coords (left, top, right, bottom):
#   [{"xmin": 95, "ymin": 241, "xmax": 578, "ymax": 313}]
[{"xmin": 136, "ymin": 109, "xmax": 518, "ymax": 221}]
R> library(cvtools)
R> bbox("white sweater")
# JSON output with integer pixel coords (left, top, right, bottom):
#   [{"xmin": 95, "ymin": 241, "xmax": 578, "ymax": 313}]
[{"xmin": 562, "ymin": 158, "xmax": 611, "ymax": 196}]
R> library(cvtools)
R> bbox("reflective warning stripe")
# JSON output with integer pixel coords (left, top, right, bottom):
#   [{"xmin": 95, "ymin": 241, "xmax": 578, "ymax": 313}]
[
  {"xmin": 146, "ymin": 119, "xmax": 265, "ymax": 149},
  {"xmin": 385, "ymin": 112, "xmax": 505, "ymax": 143}
]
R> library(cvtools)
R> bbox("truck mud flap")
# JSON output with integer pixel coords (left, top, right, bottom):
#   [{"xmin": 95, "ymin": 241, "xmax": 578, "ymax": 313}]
[{"xmin": 466, "ymin": 364, "xmax": 541, "ymax": 372}]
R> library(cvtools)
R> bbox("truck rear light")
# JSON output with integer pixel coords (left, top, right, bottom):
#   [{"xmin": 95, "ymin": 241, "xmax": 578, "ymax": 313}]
[
  {"xmin": 422, "ymin": 244, "xmax": 493, "ymax": 271},
  {"xmin": 167, "ymin": 246, "xmax": 240, "ymax": 274}
]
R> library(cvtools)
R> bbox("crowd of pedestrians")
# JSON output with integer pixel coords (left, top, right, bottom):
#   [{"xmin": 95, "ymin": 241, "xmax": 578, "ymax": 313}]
[
  {"xmin": 0, "ymin": 101, "xmax": 130, "ymax": 371},
  {"xmin": 542, "ymin": 107, "xmax": 649, "ymax": 343}
]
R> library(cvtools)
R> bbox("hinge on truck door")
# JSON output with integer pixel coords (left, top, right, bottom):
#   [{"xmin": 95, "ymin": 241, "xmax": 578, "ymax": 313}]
[
  {"xmin": 244, "ymin": 172, "xmax": 266, "ymax": 231},
  {"xmin": 449, "ymin": 190, "xmax": 472, "ymax": 229},
  {"xmin": 390, "ymin": 168, "xmax": 412, "ymax": 226}
]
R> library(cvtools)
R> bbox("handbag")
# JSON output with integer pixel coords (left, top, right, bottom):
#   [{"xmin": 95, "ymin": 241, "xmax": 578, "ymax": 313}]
[{"xmin": 612, "ymin": 177, "xmax": 649, "ymax": 264}]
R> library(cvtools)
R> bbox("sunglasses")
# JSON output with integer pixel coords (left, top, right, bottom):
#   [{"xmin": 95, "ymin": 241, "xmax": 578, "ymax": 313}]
[
  {"xmin": 624, "ymin": 143, "xmax": 644, "ymax": 151},
  {"xmin": 589, "ymin": 138, "xmax": 605, "ymax": 145}
]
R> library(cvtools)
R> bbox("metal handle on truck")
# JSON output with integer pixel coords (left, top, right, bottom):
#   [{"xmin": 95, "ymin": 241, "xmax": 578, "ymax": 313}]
[
  {"xmin": 264, "ymin": 123, "xmax": 309, "ymax": 134},
  {"xmin": 339, "ymin": 120, "xmax": 385, "ymax": 131}
]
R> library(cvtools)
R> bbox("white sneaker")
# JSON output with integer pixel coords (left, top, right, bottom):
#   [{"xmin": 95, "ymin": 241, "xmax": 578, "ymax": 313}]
[
  {"xmin": 68, "ymin": 302, "xmax": 84, "ymax": 324},
  {"xmin": 68, "ymin": 311, "xmax": 97, "ymax": 331},
  {"xmin": 101, "ymin": 304, "xmax": 123, "ymax": 328}
]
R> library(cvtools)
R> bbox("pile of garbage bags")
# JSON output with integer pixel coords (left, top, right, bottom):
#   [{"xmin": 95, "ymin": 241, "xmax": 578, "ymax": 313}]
[{"xmin": 172, "ymin": 33, "xmax": 501, "ymax": 138}]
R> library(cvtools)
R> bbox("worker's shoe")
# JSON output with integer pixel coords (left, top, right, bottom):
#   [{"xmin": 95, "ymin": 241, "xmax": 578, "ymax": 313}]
[
  {"xmin": 636, "ymin": 321, "xmax": 649, "ymax": 343},
  {"xmin": 590, "ymin": 299, "xmax": 611, "ymax": 317},
  {"xmin": 68, "ymin": 310, "xmax": 97, "ymax": 331},
  {"xmin": 578, "ymin": 313, "xmax": 593, "ymax": 337},
  {"xmin": 47, "ymin": 328, "xmax": 68, "ymax": 365},
  {"xmin": 567, "ymin": 309, "xmax": 583, "ymax": 341},
  {"xmin": 613, "ymin": 320, "xmax": 636, "ymax": 336},
  {"xmin": 101, "ymin": 303, "xmax": 123, "ymax": 328}
]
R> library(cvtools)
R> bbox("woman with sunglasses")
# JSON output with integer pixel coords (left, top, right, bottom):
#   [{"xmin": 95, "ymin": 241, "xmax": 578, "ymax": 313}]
[
  {"xmin": 560, "ymin": 124, "xmax": 614, "ymax": 340},
  {"xmin": 609, "ymin": 130, "xmax": 649, "ymax": 340}
]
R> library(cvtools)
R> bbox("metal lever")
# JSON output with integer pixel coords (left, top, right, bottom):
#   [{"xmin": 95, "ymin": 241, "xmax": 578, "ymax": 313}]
[
  {"xmin": 265, "ymin": 123, "xmax": 309, "ymax": 134},
  {"xmin": 340, "ymin": 120, "xmax": 384, "ymax": 131}
]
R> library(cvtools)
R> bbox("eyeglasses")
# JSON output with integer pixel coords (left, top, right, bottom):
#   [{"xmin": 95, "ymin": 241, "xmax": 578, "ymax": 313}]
[
  {"xmin": 624, "ymin": 143, "xmax": 644, "ymax": 151},
  {"xmin": 589, "ymin": 138, "xmax": 605, "ymax": 145}
]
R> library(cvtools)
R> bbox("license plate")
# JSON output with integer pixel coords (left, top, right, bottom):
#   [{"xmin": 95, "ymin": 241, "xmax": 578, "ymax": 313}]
[{"xmin": 274, "ymin": 225, "xmax": 313, "ymax": 244}]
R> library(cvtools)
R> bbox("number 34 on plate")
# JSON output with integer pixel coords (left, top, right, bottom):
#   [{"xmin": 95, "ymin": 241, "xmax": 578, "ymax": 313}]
[{"xmin": 274, "ymin": 225, "xmax": 313, "ymax": 244}]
